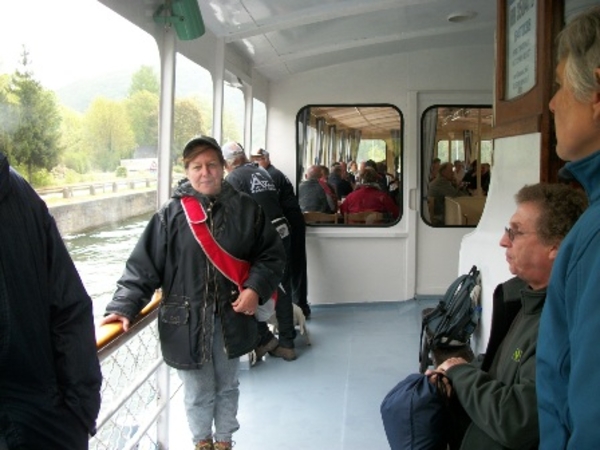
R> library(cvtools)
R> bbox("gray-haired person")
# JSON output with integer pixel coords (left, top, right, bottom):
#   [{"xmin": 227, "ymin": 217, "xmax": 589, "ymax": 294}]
[{"xmin": 536, "ymin": 5, "xmax": 600, "ymax": 449}]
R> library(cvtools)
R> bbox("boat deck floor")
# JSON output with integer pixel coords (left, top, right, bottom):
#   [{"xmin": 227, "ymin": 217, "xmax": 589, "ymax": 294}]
[{"xmin": 169, "ymin": 300, "xmax": 437, "ymax": 450}]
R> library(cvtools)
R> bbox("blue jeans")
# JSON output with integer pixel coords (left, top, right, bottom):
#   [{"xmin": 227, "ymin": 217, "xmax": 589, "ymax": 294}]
[{"xmin": 177, "ymin": 318, "xmax": 240, "ymax": 443}]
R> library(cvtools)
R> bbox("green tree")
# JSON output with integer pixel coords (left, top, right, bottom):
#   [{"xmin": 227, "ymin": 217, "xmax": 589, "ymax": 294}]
[
  {"xmin": 83, "ymin": 97, "xmax": 135, "ymax": 171},
  {"xmin": 222, "ymin": 110, "xmax": 241, "ymax": 144},
  {"xmin": 173, "ymin": 96, "xmax": 207, "ymax": 164},
  {"xmin": 59, "ymin": 106, "xmax": 90, "ymax": 173},
  {"xmin": 126, "ymin": 90, "xmax": 159, "ymax": 149},
  {"xmin": 7, "ymin": 49, "xmax": 62, "ymax": 180},
  {"xmin": 0, "ymin": 74, "xmax": 17, "ymax": 156},
  {"xmin": 129, "ymin": 65, "xmax": 159, "ymax": 96}
]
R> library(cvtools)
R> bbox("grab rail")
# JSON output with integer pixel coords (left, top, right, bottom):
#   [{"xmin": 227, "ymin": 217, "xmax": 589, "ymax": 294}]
[
  {"xmin": 96, "ymin": 292, "xmax": 162, "ymax": 354},
  {"xmin": 92, "ymin": 291, "xmax": 176, "ymax": 450}
]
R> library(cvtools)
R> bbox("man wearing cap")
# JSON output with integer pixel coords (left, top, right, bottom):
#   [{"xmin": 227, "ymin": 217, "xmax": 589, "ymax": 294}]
[
  {"xmin": 222, "ymin": 142, "xmax": 297, "ymax": 361},
  {"xmin": 251, "ymin": 148, "xmax": 311, "ymax": 319}
]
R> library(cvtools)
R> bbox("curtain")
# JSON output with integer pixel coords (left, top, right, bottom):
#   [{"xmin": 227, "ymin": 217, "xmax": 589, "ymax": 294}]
[
  {"xmin": 350, "ymin": 129, "xmax": 362, "ymax": 162},
  {"xmin": 298, "ymin": 108, "xmax": 310, "ymax": 182},
  {"xmin": 338, "ymin": 130, "xmax": 347, "ymax": 162},
  {"xmin": 391, "ymin": 129, "xmax": 402, "ymax": 178},
  {"xmin": 328, "ymin": 125, "xmax": 336, "ymax": 165},
  {"xmin": 315, "ymin": 118, "xmax": 325, "ymax": 165},
  {"xmin": 422, "ymin": 108, "xmax": 438, "ymax": 199}
]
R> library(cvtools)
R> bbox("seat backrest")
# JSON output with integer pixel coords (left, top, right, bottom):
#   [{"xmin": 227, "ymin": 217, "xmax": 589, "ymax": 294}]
[
  {"xmin": 344, "ymin": 211, "xmax": 385, "ymax": 224},
  {"xmin": 303, "ymin": 211, "xmax": 338, "ymax": 224},
  {"xmin": 444, "ymin": 197, "xmax": 465, "ymax": 226}
]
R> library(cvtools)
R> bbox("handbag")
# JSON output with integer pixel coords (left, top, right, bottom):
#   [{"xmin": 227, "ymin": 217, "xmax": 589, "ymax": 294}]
[{"xmin": 181, "ymin": 196, "xmax": 276, "ymax": 321}]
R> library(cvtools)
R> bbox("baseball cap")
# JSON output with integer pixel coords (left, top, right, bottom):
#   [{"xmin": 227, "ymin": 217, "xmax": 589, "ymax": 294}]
[
  {"xmin": 221, "ymin": 142, "xmax": 246, "ymax": 161},
  {"xmin": 251, "ymin": 148, "xmax": 269, "ymax": 158},
  {"xmin": 183, "ymin": 135, "xmax": 221, "ymax": 159}
]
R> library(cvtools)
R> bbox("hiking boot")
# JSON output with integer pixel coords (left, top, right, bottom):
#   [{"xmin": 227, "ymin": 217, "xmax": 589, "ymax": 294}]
[
  {"xmin": 213, "ymin": 441, "xmax": 233, "ymax": 450},
  {"xmin": 269, "ymin": 346, "xmax": 297, "ymax": 361},
  {"xmin": 195, "ymin": 439, "xmax": 214, "ymax": 450},
  {"xmin": 254, "ymin": 337, "xmax": 279, "ymax": 360}
]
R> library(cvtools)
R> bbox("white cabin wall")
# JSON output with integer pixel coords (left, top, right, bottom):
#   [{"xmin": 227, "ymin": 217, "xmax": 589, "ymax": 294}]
[
  {"xmin": 264, "ymin": 45, "xmax": 493, "ymax": 305},
  {"xmin": 459, "ymin": 134, "xmax": 541, "ymax": 354}
]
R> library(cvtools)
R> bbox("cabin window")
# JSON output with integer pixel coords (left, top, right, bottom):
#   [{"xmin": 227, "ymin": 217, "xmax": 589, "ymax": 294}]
[
  {"xmin": 174, "ymin": 54, "xmax": 213, "ymax": 179},
  {"xmin": 223, "ymin": 71, "xmax": 244, "ymax": 144},
  {"xmin": 421, "ymin": 105, "xmax": 493, "ymax": 228},
  {"xmin": 296, "ymin": 105, "xmax": 403, "ymax": 227}
]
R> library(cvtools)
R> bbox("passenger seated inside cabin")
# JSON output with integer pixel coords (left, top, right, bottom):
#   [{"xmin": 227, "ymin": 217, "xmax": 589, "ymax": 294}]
[
  {"xmin": 454, "ymin": 159, "xmax": 466, "ymax": 184},
  {"xmin": 328, "ymin": 163, "xmax": 353, "ymax": 200},
  {"xmin": 428, "ymin": 162, "xmax": 470, "ymax": 225},
  {"xmin": 318, "ymin": 165, "xmax": 338, "ymax": 212},
  {"xmin": 347, "ymin": 160, "xmax": 358, "ymax": 187},
  {"xmin": 481, "ymin": 163, "xmax": 491, "ymax": 193},
  {"xmin": 462, "ymin": 160, "xmax": 491, "ymax": 194},
  {"xmin": 429, "ymin": 157, "xmax": 441, "ymax": 182},
  {"xmin": 426, "ymin": 183, "xmax": 587, "ymax": 450},
  {"xmin": 376, "ymin": 161, "xmax": 394, "ymax": 192},
  {"xmin": 340, "ymin": 167, "xmax": 399, "ymax": 221},
  {"xmin": 299, "ymin": 165, "xmax": 334, "ymax": 213}
]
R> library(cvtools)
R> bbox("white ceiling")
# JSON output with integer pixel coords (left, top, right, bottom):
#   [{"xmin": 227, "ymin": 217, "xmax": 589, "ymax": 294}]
[{"xmin": 199, "ymin": 0, "xmax": 497, "ymax": 81}]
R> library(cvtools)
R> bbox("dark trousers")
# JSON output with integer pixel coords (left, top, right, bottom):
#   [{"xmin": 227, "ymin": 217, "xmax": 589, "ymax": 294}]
[
  {"xmin": 257, "ymin": 233, "xmax": 296, "ymax": 348},
  {"xmin": 287, "ymin": 211, "xmax": 308, "ymax": 308}
]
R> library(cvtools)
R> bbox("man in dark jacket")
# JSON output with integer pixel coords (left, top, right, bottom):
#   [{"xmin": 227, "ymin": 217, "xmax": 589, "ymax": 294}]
[
  {"xmin": 0, "ymin": 152, "xmax": 102, "ymax": 449},
  {"xmin": 328, "ymin": 163, "xmax": 353, "ymax": 200},
  {"xmin": 431, "ymin": 183, "xmax": 587, "ymax": 450},
  {"xmin": 298, "ymin": 165, "xmax": 333, "ymax": 213},
  {"xmin": 251, "ymin": 148, "xmax": 311, "ymax": 319},
  {"xmin": 223, "ymin": 142, "xmax": 297, "ymax": 361}
]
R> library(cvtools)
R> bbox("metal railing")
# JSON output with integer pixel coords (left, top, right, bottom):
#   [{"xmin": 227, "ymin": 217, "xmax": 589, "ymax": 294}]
[
  {"xmin": 92, "ymin": 293, "xmax": 179, "ymax": 450},
  {"xmin": 37, "ymin": 178, "xmax": 157, "ymax": 201}
]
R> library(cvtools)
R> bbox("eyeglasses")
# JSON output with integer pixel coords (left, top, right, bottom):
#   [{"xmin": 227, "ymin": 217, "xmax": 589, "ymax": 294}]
[{"xmin": 504, "ymin": 226, "xmax": 532, "ymax": 242}]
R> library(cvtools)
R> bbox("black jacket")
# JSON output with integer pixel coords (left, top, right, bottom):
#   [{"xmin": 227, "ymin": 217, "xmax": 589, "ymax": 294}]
[
  {"xmin": 105, "ymin": 180, "xmax": 285, "ymax": 369},
  {"xmin": 0, "ymin": 153, "xmax": 102, "ymax": 449},
  {"xmin": 225, "ymin": 163, "xmax": 285, "ymax": 222}
]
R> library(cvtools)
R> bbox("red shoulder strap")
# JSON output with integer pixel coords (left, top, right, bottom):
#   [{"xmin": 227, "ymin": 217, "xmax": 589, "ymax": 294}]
[{"xmin": 181, "ymin": 196, "xmax": 250, "ymax": 291}]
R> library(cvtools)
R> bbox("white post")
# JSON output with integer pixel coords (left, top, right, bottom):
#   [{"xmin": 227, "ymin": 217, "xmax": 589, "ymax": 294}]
[
  {"xmin": 212, "ymin": 38, "xmax": 225, "ymax": 143},
  {"xmin": 244, "ymin": 83, "xmax": 253, "ymax": 153},
  {"xmin": 157, "ymin": 26, "xmax": 177, "ymax": 208}
]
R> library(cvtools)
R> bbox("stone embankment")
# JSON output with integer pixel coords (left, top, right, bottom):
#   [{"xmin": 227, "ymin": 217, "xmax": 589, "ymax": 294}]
[{"xmin": 47, "ymin": 188, "xmax": 157, "ymax": 235}]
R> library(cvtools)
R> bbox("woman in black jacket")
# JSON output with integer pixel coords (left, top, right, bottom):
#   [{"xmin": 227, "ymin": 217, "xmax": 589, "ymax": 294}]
[{"xmin": 102, "ymin": 136, "xmax": 286, "ymax": 450}]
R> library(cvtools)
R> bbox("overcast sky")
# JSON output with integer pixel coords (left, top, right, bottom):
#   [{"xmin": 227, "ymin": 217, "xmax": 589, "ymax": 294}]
[{"xmin": 0, "ymin": 0, "xmax": 159, "ymax": 90}]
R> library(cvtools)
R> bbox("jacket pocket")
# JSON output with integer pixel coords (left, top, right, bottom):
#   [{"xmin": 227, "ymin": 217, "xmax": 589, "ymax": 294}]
[
  {"xmin": 159, "ymin": 300, "xmax": 190, "ymax": 325},
  {"xmin": 158, "ymin": 296, "xmax": 197, "ymax": 366}
]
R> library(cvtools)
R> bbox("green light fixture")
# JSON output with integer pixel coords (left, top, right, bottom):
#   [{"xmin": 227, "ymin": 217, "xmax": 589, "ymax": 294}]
[{"xmin": 154, "ymin": 0, "xmax": 205, "ymax": 41}]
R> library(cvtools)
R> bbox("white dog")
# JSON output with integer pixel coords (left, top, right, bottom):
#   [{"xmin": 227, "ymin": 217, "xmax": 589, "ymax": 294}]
[{"xmin": 267, "ymin": 303, "xmax": 311, "ymax": 346}]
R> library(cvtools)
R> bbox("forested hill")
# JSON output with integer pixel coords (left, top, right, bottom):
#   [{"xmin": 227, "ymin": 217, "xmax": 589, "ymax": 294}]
[
  {"xmin": 55, "ymin": 70, "xmax": 131, "ymax": 112},
  {"xmin": 55, "ymin": 64, "xmax": 213, "ymax": 113}
]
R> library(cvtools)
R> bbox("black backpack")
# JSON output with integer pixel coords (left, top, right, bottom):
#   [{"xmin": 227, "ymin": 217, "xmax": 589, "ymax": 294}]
[{"xmin": 419, "ymin": 265, "xmax": 482, "ymax": 373}]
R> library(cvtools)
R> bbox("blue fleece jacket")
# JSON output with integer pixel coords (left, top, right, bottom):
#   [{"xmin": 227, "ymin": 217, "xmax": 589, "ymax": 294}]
[{"xmin": 537, "ymin": 149, "xmax": 600, "ymax": 449}]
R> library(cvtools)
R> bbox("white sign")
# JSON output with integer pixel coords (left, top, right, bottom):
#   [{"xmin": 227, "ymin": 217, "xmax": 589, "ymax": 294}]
[{"xmin": 506, "ymin": 0, "xmax": 537, "ymax": 99}]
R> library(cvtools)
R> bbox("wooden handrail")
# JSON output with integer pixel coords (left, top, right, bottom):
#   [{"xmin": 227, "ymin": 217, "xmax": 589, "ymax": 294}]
[{"xmin": 96, "ymin": 291, "xmax": 162, "ymax": 351}]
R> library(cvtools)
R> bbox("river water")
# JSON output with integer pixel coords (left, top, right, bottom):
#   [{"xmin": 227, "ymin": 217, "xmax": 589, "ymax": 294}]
[{"xmin": 62, "ymin": 212, "xmax": 152, "ymax": 324}]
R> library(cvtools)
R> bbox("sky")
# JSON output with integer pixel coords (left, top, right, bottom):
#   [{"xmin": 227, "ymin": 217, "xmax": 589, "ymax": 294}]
[{"xmin": 0, "ymin": 0, "xmax": 159, "ymax": 90}]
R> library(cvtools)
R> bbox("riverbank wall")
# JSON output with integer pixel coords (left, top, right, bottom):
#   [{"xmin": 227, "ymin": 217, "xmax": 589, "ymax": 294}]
[{"xmin": 50, "ymin": 191, "xmax": 157, "ymax": 235}]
